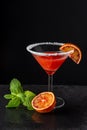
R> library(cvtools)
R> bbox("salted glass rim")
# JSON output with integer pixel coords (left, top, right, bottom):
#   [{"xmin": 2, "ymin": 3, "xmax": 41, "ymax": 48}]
[{"xmin": 26, "ymin": 42, "xmax": 74, "ymax": 56}]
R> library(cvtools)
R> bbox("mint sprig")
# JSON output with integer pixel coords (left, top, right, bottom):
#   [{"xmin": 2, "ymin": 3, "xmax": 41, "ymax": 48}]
[{"xmin": 4, "ymin": 78, "xmax": 36, "ymax": 110}]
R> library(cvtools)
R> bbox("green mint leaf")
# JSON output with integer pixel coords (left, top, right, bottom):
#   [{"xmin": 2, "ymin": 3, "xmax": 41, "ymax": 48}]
[
  {"xmin": 10, "ymin": 78, "xmax": 23, "ymax": 94},
  {"xmin": 27, "ymin": 96, "xmax": 35, "ymax": 110},
  {"xmin": 23, "ymin": 90, "xmax": 36, "ymax": 110},
  {"xmin": 4, "ymin": 94, "xmax": 14, "ymax": 99},
  {"xmin": 6, "ymin": 97, "xmax": 21, "ymax": 108},
  {"xmin": 23, "ymin": 96, "xmax": 34, "ymax": 110},
  {"xmin": 24, "ymin": 90, "xmax": 36, "ymax": 97},
  {"xmin": 17, "ymin": 93, "xmax": 25, "ymax": 103}
]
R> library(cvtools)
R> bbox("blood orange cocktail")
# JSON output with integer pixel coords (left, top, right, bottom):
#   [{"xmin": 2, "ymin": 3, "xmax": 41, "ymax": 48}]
[
  {"xmin": 26, "ymin": 42, "xmax": 73, "ymax": 109},
  {"xmin": 33, "ymin": 52, "xmax": 67, "ymax": 75}
]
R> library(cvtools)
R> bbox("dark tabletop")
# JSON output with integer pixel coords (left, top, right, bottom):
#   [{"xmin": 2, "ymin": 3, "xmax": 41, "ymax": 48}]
[{"xmin": 0, "ymin": 85, "xmax": 87, "ymax": 130}]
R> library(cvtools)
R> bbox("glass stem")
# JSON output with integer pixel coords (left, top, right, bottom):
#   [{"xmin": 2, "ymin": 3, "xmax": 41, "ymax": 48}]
[{"xmin": 48, "ymin": 75, "xmax": 53, "ymax": 92}]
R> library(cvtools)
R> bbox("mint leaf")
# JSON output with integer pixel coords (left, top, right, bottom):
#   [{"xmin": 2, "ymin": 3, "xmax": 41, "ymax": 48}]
[
  {"xmin": 6, "ymin": 97, "xmax": 21, "ymax": 108},
  {"xmin": 17, "ymin": 93, "xmax": 25, "ymax": 103},
  {"xmin": 24, "ymin": 96, "xmax": 34, "ymax": 110},
  {"xmin": 24, "ymin": 90, "xmax": 36, "ymax": 97},
  {"xmin": 23, "ymin": 95, "xmax": 35, "ymax": 110},
  {"xmin": 23, "ymin": 90, "xmax": 36, "ymax": 110},
  {"xmin": 4, "ymin": 94, "xmax": 14, "ymax": 99},
  {"xmin": 10, "ymin": 78, "xmax": 23, "ymax": 94}
]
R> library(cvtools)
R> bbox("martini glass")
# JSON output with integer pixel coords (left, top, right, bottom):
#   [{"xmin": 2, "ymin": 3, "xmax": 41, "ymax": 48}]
[{"xmin": 26, "ymin": 42, "xmax": 73, "ymax": 109}]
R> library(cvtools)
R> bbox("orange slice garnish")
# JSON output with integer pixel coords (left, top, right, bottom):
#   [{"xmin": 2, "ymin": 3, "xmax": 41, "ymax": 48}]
[
  {"xmin": 59, "ymin": 43, "xmax": 82, "ymax": 64},
  {"xmin": 31, "ymin": 92, "xmax": 56, "ymax": 113}
]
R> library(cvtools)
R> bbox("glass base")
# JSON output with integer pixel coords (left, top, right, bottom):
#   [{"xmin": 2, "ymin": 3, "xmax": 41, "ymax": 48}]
[{"xmin": 54, "ymin": 97, "xmax": 65, "ymax": 109}]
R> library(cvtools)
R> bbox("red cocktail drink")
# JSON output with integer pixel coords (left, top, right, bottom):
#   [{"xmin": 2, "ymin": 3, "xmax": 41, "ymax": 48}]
[
  {"xmin": 26, "ymin": 42, "xmax": 73, "ymax": 109},
  {"xmin": 33, "ymin": 52, "xmax": 67, "ymax": 75}
]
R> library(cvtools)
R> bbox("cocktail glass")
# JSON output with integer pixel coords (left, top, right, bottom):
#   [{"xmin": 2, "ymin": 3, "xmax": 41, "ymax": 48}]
[{"xmin": 26, "ymin": 42, "xmax": 73, "ymax": 109}]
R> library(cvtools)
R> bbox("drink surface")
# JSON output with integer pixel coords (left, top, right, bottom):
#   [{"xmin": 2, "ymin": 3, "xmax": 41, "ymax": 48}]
[{"xmin": 33, "ymin": 52, "xmax": 67, "ymax": 75}]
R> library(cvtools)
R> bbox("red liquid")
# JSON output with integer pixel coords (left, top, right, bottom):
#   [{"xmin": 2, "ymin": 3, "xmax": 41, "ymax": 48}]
[{"xmin": 33, "ymin": 52, "xmax": 67, "ymax": 75}]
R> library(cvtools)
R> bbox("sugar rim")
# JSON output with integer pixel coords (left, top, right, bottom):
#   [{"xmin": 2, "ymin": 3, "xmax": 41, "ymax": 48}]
[{"xmin": 26, "ymin": 42, "xmax": 74, "ymax": 56}]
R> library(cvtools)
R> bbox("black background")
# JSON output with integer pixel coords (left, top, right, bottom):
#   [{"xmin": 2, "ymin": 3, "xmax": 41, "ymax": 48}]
[{"xmin": 1, "ymin": 0, "xmax": 87, "ymax": 85}]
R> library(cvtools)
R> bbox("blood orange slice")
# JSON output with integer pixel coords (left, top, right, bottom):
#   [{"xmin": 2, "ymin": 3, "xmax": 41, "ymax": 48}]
[
  {"xmin": 31, "ymin": 92, "xmax": 56, "ymax": 113},
  {"xmin": 59, "ymin": 43, "xmax": 82, "ymax": 64}
]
